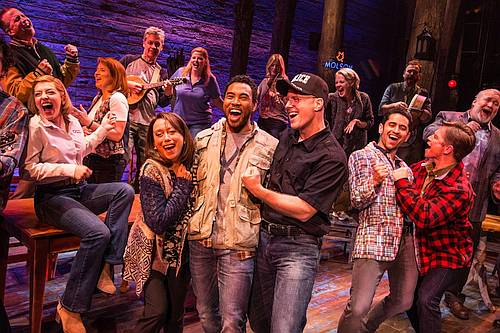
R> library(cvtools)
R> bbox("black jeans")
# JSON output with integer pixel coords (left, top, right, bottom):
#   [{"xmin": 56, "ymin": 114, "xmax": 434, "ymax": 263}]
[
  {"xmin": 84, "ymin": 153, "xmax": 127, "ymax": 184},
  {"xmin": 407, "ymin": 267, "xmax": 468, "ymax": 333},
  {"xmin": 445, "ymin": 222, "xmax": 481, "ymax": 303},
  {"xmin": 134, "ymin": 266, "xmax": 190, "ymax": 333}
]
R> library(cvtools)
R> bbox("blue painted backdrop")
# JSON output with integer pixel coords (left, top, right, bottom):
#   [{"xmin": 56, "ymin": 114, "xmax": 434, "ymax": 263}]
[{"xmin": 2, "ymin": 0, "xmax": 406, "ymax": 122}]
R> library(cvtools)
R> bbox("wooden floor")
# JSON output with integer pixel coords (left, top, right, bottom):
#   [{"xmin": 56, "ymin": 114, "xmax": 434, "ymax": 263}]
[{"xmin": 4, "ymin": 239, "xmax": 500, "ymax": 333}]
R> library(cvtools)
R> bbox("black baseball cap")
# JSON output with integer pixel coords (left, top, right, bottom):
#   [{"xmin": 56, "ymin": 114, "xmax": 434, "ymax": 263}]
[{"xmin": 276, "ymin": 72, "xmax": 329, "ymax": 102}]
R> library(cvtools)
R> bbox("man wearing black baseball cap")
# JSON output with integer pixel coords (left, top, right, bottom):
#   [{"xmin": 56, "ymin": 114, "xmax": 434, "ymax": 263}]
[{"xmin": 243, "ymin": 72, "xmax": 347, "ymax": 332}]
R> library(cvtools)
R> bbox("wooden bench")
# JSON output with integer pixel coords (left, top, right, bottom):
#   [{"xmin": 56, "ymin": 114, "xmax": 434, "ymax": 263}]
[{"xmin": 0, "ymin": 195, "xmax": 141, "ymax": 333}]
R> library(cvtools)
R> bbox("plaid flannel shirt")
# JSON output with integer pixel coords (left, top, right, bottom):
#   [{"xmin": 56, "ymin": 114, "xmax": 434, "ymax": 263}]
[
  {"xmin": 0, "ymin": 92, "xmax": 28, "ymax": 210},
  {"xmin": 349, "ymin": 142, "xmax": 412, "ymax": 261},
  {"xmin": 395, "ymin": 161, "xmax": 474, "ymax": 275}
]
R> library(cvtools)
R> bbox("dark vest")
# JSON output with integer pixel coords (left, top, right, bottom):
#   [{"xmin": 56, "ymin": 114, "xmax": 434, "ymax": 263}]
[{"xmin": 9, "ymin": 41, "xmax": 63, "ymax": 79}]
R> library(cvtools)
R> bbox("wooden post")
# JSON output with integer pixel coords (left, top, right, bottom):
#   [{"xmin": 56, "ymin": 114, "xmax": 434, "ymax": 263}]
[
  {"xmin": 431, "ymin": 0, "xmax": 464, "ymax": 112},
  {"xmin": 270, "ymin": 0, "xmax": 298, "ymax": 68},
  {"xmin": 317, "ymin": 0, "xmax": 345, "ymax": 91},
  {"xmin": 230, "ymin": 0, "xmax": 255, "ymax": 77}
]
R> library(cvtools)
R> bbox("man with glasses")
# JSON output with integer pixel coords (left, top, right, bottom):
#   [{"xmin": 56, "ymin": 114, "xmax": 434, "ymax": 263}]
[
  {"xmin": 0, "ymin": 7, "xmax": 79, "ymax": 104},
  {"xmin": 243, "ymin": 72, "xmax": 347, "ymax": 332}
]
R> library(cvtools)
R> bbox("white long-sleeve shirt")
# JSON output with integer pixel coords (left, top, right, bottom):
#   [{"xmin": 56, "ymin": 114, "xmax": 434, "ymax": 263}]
[{"xmin": 24, "ymin": 114, "xmax": 108, "ymax": 184}]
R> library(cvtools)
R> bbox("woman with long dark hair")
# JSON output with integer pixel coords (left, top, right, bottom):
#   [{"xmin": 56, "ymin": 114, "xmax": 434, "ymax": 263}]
[{"xmin": 124, "ymin": 112, "xmax": 194, "ymax": 333}]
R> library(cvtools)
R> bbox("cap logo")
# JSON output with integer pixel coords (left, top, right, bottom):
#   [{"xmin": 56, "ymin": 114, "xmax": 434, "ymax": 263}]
[{"xmin": 292, "ymin": 74, "xmax": 310, "ymax": 85}]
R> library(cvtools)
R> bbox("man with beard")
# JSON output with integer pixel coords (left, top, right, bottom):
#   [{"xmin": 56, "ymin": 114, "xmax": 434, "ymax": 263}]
[
  {"xmin": 337, "ymin": 109, "xmax": 417, "ymax": 333},
  {"xmin": 393, "ymin": 121, "xmax": 476, "ymax": 332},
  {"xmin": 120, "ymin": 27, "xmax": 172, "ymax": 192},
  {"xmin": 243, "ymin": 73, "xmax": 347, "ymax": 332},
  {"xmin": 0, "ymin": 7, "xmax": 79, "ymax": 104},
  {"xmin": 0, "ymin": 37, "xmax": 29, "ymax": 333},
  {"xmin": 188, "ymin": 75, "xmax": 278, "ymax": 333},
  {"xmin": 379, "ymin": 60, "xmax": 432, "ymax": 165},
  {"xmin": 423, "ymin": 88, "xmax": 500, "ymax": 320}
]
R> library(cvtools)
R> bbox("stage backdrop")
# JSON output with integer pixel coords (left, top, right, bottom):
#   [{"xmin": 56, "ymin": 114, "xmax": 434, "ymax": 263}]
[{"xmin": 2, "ymin": 0, "xmax": 404, "ymax": 122}]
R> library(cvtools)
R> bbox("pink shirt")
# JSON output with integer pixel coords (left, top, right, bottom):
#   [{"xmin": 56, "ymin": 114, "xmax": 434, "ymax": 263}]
[{"xmin": 24, "ymin": 114, "xmax": 108, "ymax": 184}]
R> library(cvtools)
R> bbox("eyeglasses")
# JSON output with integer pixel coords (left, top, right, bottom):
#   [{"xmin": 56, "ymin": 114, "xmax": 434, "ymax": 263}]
[{"xmin": 283, "ymin": 95, "xmax": 316, "ymax": 105}]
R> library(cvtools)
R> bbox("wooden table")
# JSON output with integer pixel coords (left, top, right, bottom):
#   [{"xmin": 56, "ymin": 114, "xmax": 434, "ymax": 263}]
[{"xmin": 0, "ymin": 195, "xmax": 140, "ymax": 333}]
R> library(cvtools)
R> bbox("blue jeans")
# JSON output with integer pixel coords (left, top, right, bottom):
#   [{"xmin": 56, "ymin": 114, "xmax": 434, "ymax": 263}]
[
  {"xmin": 189, "ymin": 240, "xmax": 254, "ymax": 333},
  {"xmin": 249, "ymin": 230, "xmax": 322, "ymax": 333},
  {"xmin": 407, "ymin": 267, "xmax": 468, "ymax": 333},
  {"xmin": 34, "ymin": 182, "xmax": 134, "ymax": 313},
  {"xmin": 337, "ymin": 232, "xmax": 418, "ymax": 333}
]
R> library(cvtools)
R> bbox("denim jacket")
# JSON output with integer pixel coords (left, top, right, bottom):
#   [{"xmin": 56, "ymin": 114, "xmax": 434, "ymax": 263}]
[{"xmin": 188, "ymin": 118, "xmax": 278, "ymax": 250}]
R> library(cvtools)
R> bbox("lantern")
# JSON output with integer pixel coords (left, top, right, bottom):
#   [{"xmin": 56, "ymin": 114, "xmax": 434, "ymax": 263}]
[{"xmin": 415, "ymin": 27, "xmax": 436, "ymax": 61}]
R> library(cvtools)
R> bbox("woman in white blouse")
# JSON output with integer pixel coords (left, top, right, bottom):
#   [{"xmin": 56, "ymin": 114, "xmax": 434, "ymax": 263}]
[
  {"xmin": 25, "ymin": 75, "xmax": 135, "ymax": 333},
  {"xmin": 77, "ymin": 57, "xmax": 129, "ymax": 183}
]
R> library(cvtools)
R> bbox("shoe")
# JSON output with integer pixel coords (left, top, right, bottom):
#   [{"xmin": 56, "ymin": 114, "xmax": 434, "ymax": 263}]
[
  {"xmin": 119, "ymin": 279, "xmax": 129, "ymax": 294},
  {"xmin": 55, "ymin": 302, "xmax": 86, "ymax": 333},
  {"xmin": 445, "ymin": 298, "xmax": 470, "ymax": 320},
  {"xmin": 494, "ymin": 319, "xmax": 500, "ymax": 328},
  {"xmin": 97, "ymin": 263, "xmax": 116, "ymax": 295}
]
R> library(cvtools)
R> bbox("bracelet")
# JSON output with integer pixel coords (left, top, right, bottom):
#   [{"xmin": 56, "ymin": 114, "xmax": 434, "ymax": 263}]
[{"xmin": 88, "ymin": 120, "xmax": 94, "ymax": 128}]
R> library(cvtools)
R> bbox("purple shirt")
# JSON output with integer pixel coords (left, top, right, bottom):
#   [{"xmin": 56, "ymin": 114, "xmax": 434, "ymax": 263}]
[{"xmin": 171, "ymin": 67, "xmax": 221, "ymax": 126}]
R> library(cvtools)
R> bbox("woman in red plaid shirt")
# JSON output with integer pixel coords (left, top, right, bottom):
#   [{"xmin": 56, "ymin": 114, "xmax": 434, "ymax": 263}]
[{"xmin": 393, "ymin": 121, "xmax": 476, "ymax": 333}]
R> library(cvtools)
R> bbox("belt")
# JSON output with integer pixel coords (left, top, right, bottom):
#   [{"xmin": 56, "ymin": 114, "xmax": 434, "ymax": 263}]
[
  {"xmin": 402, "ymin": 223, "xmax": 413, "ymax": 234},
  {"xmin": 37, "ymin": 178, "xmax": 81, "ymax": 191},
  {"xmin": 261, "ymin": 219, "xmax": 306, "ymax": 236}
]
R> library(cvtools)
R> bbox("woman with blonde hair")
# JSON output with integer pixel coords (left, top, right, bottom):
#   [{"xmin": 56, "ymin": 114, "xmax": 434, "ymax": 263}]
[
  {"xmin": 25, "ymin": 75, "xmax": 134, "ymax": 333},
  {"xmin": 166, "ymin": 47, "xmax": 223, "ymax": 137},
  {"xmin": 74, "ymin": 57, "xmax": 130, "ymax": 184},
  {"xmin": 326, "ymin": 67, "xmax": 373, "ymax": 157},
  {"xmin": 257, "ymin": 53, "xmax": 288, "ymax": 139}
]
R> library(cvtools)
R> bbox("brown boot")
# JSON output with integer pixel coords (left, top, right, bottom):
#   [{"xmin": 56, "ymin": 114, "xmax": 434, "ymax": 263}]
[
  {"xmin": 445, "ymin": 298, "xmax": 470, "ymax": 320},
  {"xmin": 55, "ymin": 302, "xmax": 86, "ymax": 333},
  {"xmin": 97, "ymin": 263, "xmax": 116, "ymax": 295}
]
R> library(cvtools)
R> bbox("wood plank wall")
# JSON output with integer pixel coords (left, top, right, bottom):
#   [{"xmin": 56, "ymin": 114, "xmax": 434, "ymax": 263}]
[{"xmin": 2, "ymin": 0, "xmax": 403, "ymax": 122}]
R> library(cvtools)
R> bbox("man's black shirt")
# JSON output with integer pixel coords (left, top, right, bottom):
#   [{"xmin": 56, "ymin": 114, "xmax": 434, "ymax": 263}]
[{"xmin": 262, "ymin": 127, "xmax": 347, "ymax": 236}]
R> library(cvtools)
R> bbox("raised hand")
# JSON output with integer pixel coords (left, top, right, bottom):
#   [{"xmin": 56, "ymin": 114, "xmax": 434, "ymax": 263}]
[
  {"xmin": 64, "ymin": 44, "xmax": 78, "ymax": 58},
  {"xmin": 466, "ymin": 121, "xmax": 481, "ymax": 133},
  {"xmin": 100, "ymin": 112, "xmax": 117, "ymax": 130},
  {"xmin": 372, "ymin": 161, "xmax": 389, "ymax": 186},
  {"xmin": 175, "ymin": 164, "xmax": 192, "ymax": 181},
  {"xmin": 37, "ymin": 59, "xmax": 53, "ymax": 75},
  {"xmin": 393, "ymin": 167, "xmax": 410, "ymax": 181},
  {"xmin": 344, "ymin": 119, "xmax": 359, "ymax": 134},
  {"xmin": 127, "ymin": 80, "xmax": 143, "ymax": 94}
]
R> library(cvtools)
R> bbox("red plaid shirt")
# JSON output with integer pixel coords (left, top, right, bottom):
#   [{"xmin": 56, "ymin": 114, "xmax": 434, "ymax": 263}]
[{"xmin": 395, "ymin": 161, "xmax": 474, "ymax": 275}]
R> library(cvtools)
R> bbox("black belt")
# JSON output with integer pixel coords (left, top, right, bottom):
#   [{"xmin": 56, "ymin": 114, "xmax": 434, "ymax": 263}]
[
  {"xmin": 402, "ymin": 223, "xmax": 413, "ymax": 234},
  {"xmin": 36, "ymin": 178, "xmax": 82, "ymax": 191},
  {"xmin": 261, "ymin": 219, "xmax": 306, "ymax": 236}
]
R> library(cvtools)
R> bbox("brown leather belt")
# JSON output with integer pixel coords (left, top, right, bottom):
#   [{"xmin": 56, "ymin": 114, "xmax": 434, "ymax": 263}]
[{"xmin": 261, "ymin": 219, "xmax": 306, "ymax": 236}]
